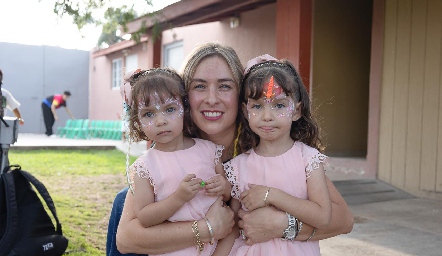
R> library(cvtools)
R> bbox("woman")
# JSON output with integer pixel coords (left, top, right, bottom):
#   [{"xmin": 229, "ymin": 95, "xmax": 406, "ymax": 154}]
[{"xmin": 114, "ymin": 43, "xmax": 353, "ymax": 255}]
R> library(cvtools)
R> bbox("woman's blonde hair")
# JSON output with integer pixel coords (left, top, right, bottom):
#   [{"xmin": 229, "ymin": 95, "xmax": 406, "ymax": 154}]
[{"xmin": 181, "ymin": 42, "xmax": 244, "ymax": 92}]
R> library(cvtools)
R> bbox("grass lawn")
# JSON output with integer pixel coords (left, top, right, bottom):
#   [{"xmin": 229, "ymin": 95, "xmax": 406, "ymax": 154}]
[{"xmin": 8, "ymin": 149, "xmax": 135, "ymax": 256}]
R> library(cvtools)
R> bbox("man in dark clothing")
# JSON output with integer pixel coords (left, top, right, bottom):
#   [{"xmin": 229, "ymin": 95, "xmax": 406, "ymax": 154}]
[{"xmin": 41, "ymin": 91, "xmax": 75, "ymax": 136}]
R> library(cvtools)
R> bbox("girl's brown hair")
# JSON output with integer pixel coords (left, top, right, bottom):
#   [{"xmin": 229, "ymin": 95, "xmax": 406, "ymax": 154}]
[
  {"xmin": 239, "ymin": 59, "xmax": 324, "ymax": 152},
  {"xmin": 127, "ymin": 68, "xmax": 191, "ymax": 142}
]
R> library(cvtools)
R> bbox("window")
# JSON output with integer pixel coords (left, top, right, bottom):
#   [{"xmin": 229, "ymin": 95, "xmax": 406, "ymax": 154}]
[
  {"xmin": 125, "ymin": 54, "xmax": 138, "ymax": 75},
  {"xmin": 112, "ymin": 58, "xmax": 123, "ymax": 89},
  {"xmin": 163, "ymin": 41, "xmax": 184, "ymax": 71}
]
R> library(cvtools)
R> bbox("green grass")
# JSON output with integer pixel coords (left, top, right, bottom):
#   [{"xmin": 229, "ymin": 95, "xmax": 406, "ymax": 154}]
[{"xmin": 8, "ymin": 149, "xmax": 136, "ymax": 255}]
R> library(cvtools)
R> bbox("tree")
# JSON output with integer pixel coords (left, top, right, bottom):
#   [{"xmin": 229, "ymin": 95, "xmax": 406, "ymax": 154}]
[{"xmin": 49, "ymin": 0, "xmax": 153, "ymax": 48}]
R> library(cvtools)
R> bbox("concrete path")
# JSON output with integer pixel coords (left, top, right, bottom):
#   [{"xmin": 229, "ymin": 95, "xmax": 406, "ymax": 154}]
[{"xmin": 9, "ymin": 133, "xmax": 442, "ymax": 256}]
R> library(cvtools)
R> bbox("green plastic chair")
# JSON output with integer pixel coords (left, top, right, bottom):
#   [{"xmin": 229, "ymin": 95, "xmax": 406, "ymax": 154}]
[
  {"xmin": 66, "ymin": 119, "xmax": 84, "ymax": 139},
  {"xmin": 111, "ymin": 121, "xmax": 123, "ymax": 140},
  {"xmin": 90, "ymin": 120, "xmax": 104, "ymax": 138},
  {"xmin": 73, "ymin": 119, "xmax": 90, "ymax": 139},
  {"xmin": 56, "ymin": 119, "xmax": 74, "ymax": 137}
]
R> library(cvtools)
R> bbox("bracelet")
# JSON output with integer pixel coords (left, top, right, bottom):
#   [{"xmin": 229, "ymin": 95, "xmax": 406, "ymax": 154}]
[
  {"xmin": 297, "ymin": 220, "xmax": 303, "ymax": 236},
  {"xmin": 204, "ymin": 217, "xmax": 215, "ymax": 245},
  {"xmin": 304, "ymin": 228, "xmax": 316, "ymax": 242},
  {"xmin": 282, "ymin": 213, "xmax": 297, "ymax": 241},
  {"xmin": 263, "ymin": 188, "xmax": 270, "ymax": 206},
  {"xmin": 191, "ymin": 220, "xmax": 204, "ymax": 252}
]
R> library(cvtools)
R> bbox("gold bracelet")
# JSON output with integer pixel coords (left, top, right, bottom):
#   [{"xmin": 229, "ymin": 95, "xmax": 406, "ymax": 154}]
[
  {"xmin": 304, "ymin": 228, "xmax": 316, "ymax": 242},
  {"xmin": 263, "ymin": 188, "xmax": 270, "ymax": 206},
  {"xmin": 204, "ymin": 217, "xmax": 215, "ymax": 245},
  {"xmin": 191, "ymin": 220, "xmax": 205, "ymax": 252}
]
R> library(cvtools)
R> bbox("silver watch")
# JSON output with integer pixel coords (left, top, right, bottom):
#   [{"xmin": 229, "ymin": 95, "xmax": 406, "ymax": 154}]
[{"xmin": 282, "ymin": 212, "xmax": 297, "ymax": 241}]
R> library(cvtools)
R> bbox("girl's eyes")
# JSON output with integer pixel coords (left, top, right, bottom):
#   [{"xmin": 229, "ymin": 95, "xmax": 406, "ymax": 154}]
[
  {"xmin": 165, "ymin": 107, "xmax": 176, "ymax": 113},
  {"xmin": 275, "ymin": 103, "xmax": 286, "ymax": 109},
  {"xmin": 144, "ymin": 112, "xmax": 154, "ymax": 118},
  {"xmin": 251, "ymin": 104, "xmax": 262, "ymax": 109}
]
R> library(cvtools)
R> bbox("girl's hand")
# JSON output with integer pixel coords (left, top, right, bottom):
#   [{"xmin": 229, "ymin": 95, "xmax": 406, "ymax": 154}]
[
  {"xmin": 204, "ymin": 174, "xmax": 228, "ymax": 197},
  {"xmin": 240, "ymin": 184, "xmax": 269, "ymax": 211},
  {"xmin": 175, "ymin": 174, "xmax": 202, "ymax": 203}
]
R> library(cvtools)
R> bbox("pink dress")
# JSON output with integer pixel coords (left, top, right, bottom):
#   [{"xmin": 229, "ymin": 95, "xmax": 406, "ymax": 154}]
[
  {"xmin": 224, "ymin": 141, "xmax": 327, "ymax": 256},
  {"xmin": 130, "ymin": 138, "xmax": 224, "ymax": 256}
]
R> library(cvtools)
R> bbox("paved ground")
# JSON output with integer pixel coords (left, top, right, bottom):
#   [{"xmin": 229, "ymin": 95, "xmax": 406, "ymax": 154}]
[{"xmin": 9, "ymin": 133, "xmax": 442, "ymax": 256}]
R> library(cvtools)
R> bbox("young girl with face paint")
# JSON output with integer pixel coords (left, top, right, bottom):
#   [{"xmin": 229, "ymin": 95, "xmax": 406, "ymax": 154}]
[
  {"xmin": 121, "ymin": 68, "xmax": 232, "ymax": 256},
  {"xmin": 224, "ymin": 55, "xmax": 331, "ymax": 255}
]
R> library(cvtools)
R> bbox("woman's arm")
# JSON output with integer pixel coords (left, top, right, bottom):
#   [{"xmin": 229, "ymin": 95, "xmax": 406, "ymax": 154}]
[
  {"xmin": 116, "ymin": 192, "xmax": 235, "ymax": 254},
  {"xmin": 237, "ymin": 176, "xmax": 353, "ymax": 245},
  {"xmin": 212, "ymin": 199, "xmax": 241, "ymax": 256}
]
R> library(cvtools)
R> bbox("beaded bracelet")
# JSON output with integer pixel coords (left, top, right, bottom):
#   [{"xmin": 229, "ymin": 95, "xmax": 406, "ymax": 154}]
[{"xmin": 191, "ymin": 221, "xmax": 204, "ymax": 252}]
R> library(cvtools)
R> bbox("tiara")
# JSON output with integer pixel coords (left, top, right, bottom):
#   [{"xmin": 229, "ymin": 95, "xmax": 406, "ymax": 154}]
[{"xmin": 243, "ymin": 61, "xmax": 296, "ymax": 82}]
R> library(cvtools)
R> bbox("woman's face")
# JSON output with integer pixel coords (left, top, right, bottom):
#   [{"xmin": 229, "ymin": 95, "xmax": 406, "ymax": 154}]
[{"xmin": 188, "ymin": 56, "xmax": 239, "ymax": 138}]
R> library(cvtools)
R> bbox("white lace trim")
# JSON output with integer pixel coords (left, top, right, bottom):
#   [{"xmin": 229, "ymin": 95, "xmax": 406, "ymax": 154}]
[
  {"xmin": 223, "ymin": 161, "xmax": 240, "ymax": 199},
  {"xmin": 214, "ymin": 145, "xmax": 224, "ymax": 166},
  {"xmin": 305, "ymin": 153, "xmax": 328, "ymax": 178},
  {"xmin": 131, "ymin": 159, "xmax": 156, "ymax": 195}
]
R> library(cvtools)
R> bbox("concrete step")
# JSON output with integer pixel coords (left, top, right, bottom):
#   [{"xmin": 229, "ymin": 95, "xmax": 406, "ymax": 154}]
[{"xmin": 333, "ymin": 179, "xmax": 415, "ymax": 205}]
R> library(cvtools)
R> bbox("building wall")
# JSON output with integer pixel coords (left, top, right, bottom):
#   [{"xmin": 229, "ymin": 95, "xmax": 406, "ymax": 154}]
[
  {"xmin": 311, "ymin": 0, "xmax": 372, "ymax": 158},
  {"xmin": 162, "ymin": 4, "xmax": 277, "ymax": 67},
  {"xmin": 0, "ymin": 42, "xmax": 89, "ymax": 134},
  {"xmin": 378, "ymin": 0, "xmax": 442, "ymax": 199},
  {"xmin": 90, "ymin": 4, "xmax": 277, "ymax": 121},
  {"xmin": 89, "ymin": 42, "xmax": 148, "ymax": 120}
]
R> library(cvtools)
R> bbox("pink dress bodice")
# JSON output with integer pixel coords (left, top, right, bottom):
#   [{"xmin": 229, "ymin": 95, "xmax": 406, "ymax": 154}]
[
  {"xmin": 130, "ymin": 138, "xmax": 223, "ymax": 256},
  {"xmin": 224, "ymin": 141, "xmax": 327, "ymax": 256}
]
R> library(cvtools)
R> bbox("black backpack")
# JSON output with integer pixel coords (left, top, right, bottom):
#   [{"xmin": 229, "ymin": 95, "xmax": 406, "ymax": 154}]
[{"xmin": 0, "ymin": 165, "xmax": 68, "ymax": 255}]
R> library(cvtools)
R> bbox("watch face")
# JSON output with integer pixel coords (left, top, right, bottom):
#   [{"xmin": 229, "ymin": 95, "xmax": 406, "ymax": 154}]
[{"xmin": 288, "ymin": 229, "xmax": 296, "ymax": 236}]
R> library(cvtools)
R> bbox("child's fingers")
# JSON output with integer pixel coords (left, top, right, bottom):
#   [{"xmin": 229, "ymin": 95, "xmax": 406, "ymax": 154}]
[{"xmin": 183, "ymin": 174, "xmax": 196, "ymax": 182}]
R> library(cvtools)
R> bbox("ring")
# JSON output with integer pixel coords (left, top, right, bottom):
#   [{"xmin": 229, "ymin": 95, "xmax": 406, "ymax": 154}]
[{"xmin": 240, "ymin": 229, "xmax": 247, "ymax": 240}]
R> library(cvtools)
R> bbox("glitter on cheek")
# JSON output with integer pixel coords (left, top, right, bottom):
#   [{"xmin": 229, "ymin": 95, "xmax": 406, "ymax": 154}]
[
  {"xmin": 276, "ymin": 99, "xmax": 295, "ymax": 118},
  {"xmin": 164, "ymin": 97, "xmax": 184, "ymax": 118}
]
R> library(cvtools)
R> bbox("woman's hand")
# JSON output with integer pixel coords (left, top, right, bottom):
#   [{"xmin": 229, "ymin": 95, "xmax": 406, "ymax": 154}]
[
  {"xmin": 237, "ymin": 206, "xmax": 287, "ymax": 245},
  {"xmin": 240, "ymin": 184, "xmax": 269, "ymax": 211},
  {"xmin": 205, "ymin": 196, "xmax": 235, "ymax": 240}
]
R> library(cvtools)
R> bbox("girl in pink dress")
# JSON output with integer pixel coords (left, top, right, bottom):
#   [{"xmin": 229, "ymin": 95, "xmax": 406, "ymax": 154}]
[
  {"xmin": 224, "ymin": 55, "xmax": 332, "ymax": 255},
  {"xmin": 121, "ymin": 68, "xmax": 232, "ymax": 256}
]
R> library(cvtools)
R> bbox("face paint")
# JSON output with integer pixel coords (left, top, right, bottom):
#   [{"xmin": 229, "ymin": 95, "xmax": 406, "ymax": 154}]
[
  {"xmin": 262, "ymin": 76, "xmax": 283, "ymax": 103},
  {"xmin": 247, "ymin": 77, "xmax": 296, "ymax": 119},
  {"xmin": 137, "ymin": 93, "xmax": 184, "ymax": 128}
]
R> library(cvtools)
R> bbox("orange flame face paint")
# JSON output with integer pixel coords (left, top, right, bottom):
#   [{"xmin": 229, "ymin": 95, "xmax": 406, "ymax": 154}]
[
  {"xmin": 265, "ymin": 76, "xmax": 274, "ymax": 99},
  {"xmin": 263, "ymin": 76, "xmax": 282, "ymax": 102}
]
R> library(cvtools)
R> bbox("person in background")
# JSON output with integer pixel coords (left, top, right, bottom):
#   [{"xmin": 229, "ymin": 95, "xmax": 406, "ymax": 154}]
[
  {"xmin": 41, "ymin": 91, "xmax": 75, "ymax": 137},
  {"xmin": 0, "ymin": 68, "xmax": 24, "ymax": 125}
]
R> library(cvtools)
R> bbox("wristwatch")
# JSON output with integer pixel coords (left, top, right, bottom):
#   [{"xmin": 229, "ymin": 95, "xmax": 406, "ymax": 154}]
[{"xmin": 282, "ymin": 212, "xmax": 297, "ymax": 241}]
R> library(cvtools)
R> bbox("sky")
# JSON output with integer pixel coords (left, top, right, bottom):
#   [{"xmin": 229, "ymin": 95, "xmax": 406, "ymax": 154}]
[{"xmin": 0, "ymin": 0, "xmax": 179, "ymax": 51}]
